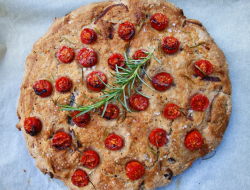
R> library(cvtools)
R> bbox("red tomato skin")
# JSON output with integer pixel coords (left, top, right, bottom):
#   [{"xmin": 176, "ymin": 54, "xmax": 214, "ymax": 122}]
[
  {"xmin": 81, "ymin": 150, "xmax": 99, "ymax": 169},
  {"xmin": 129, "ymin": 94, "xmax": 149, "ymax": 111},
  {"xmin": 52, "ymin": 132, "xmax": 71, "ymax": 150},
  {"xmin": 194, "ymin": 60, "xmax": 213, "ymax": 77},
  {"xmin": 133, "ymin": 49, "xmax": 148, "ymax": 60},
  {"xmin": 185, "ymin": 130, "xmax": 204, "ymax": 151},
  {"xmin": 80, "ymin": 28, "xmax": 97, "ymax": 44},
  {"xmin": 77, "ymin": 48, "xmax": 97, "ymax": 67},
  {"xmin": 108, "ymin": 53, "xmax": 125, "ymax": 70},
  {"xmin": 126, "ymin": 161, "xmax": 145, "ymax": 180},
  {"xmin": 150, "ymin": 13, "xmax": 169, "ymax": 30},
  {"xmin": 58, "ymin": 46, "xmax": 74, "ymax": 63},
  {"xmin": 72, "ymin": 111, "xmax": 90, "ymax": 128},
  {"xmin": 152, "ymin": 72, "xmax": 173, "ymax": 91},
  {"xmin": 191, "ymin": 94, "xmax": 209, "ymax": 111},
  {"xmin": 71, "ymin": 170, "xmax": 88, "ymax": 187},
  {"xmin": 149, "ymin": 128, "xmax": 167, "ymax": 147},
  {"xmin": 164, "ymin": 103, "xmax": 181, "ymax": 119},
  {"xmin": 118, "ymin": 21, "xmax": 135, "ymax": 41},
  {"xmin": 55, "ymin": 77, "xmax": 72, "ymax": 93},
  {"xmin": 33, "ymin": 80, "xmax": 52, "ymax": 98},
  {"xmin": 162, "ymin": 36, "xmax": 180, "ymax": 54},
  {"xmin": 105, "ymin": 134, "xmax": 123, "ymax": 150},
  {"xmin": 87, "ymin": 71, "xmax": 107, "ymax": 92},
  {"xmin": 24, "ymin": 117, "xmax": 42, "ymax": 136},
  {"xmin": 100, "ymin": 104, "xmax": 119, "ymax": 120}
]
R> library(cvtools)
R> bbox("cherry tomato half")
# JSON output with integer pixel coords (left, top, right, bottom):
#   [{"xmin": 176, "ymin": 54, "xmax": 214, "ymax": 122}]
[
  {"xmin": 80, "ymin": 28, "xmax": 97, "ymax": 44},
  {"xmin": 108, "ymin": 53, "xmax": 125, "ymax": 70},
  {"xmin": 55, "ymin": 77, "xmax": 72, "ymax": 93},
  {"xmin": 118, "ymin": 21, "xmax": 135, "ymax": 41},
  {"xmin": 72, "ymin": 111, "xmax": 90, "ymax": 128},
  {"xmin": 126, "ymin": 161, "xmax": 145, "ymax": 180},
  {"xmin": 71, "ymin": 170, "xmax": 88, "ymax": 187},
  {"xmin": 194, "ymin": 60, "xmax": 213, "ymax": 77},
  {"xmin": 152, "ymin": 72, "xmax": 173, "ymax": 91},
  {"xmin": 191, "ymin": 94, "xmax": 209, "ymax": 111},
  {"xmin": 24, "ymin": 117, "xmax": 42, "ymax": 136},
  {"xmin": 33, "ymin": 79, "xmax": 52, "ymax": 98},
  {"xmin": 133, "ymin": 49, "xmax": 148, "ymax": 60},
  {"xmin": 52, "ymin": 132, "xmax": 71, "ymax": 150},
  {"xmin": 150, "ymin": 13, "xmax": 169, "ymax": 31},
  {"xmin": 77, "ymin": 48, "xmax": 97, "ymax": 67},
  {"xmin": 164, "ymin": 103, "xmax": 181, "ymax": 119},
  {"xmin": 58, "ymin": 46, "xmax": 74, "ymax": 63},
  {"xmin": 105, "ymin": 134, "xmax": 123, "ymax": 150},
  {"xmin": 129, "ymin": 94, "xmax": 149, "ymax": 111},
  {"xmin": 87, "ymin": 71, "xmax": 107, "ymax": 92},
  {"xmin": 149, "ymin": 128, "xmax": 167, "ymax": 147},
  {"xmin": 100, "ymin": 104, "xmax": 119, "ymax": 120},
  {"xmin": 162, "ymin": 36, "xmax": 180, "ymax": 54},
  {"xmin": 81, "ymin": 150, "xmax": 99, "ymax": 169},
  {"xmin": 185, "ymin": 130, "xmax": 204, "ymax": 151}
]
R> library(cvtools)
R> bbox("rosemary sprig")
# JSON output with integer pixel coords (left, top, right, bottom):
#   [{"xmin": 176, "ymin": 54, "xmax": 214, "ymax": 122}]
[
  {"xmin": 148, "ymin": 143, "xmax": 158, "ymax": 156},
  {"xmin": 94, "ymin": 27, "xmax": 101, "ymax": 35},
  {"xmin": 181, "ymin": 75, "xmax": 195, "ymax": 84},
  {"xmin": 51, "ymin": 96, "xmax": 60, "ymax": 105},
  {"xmin": 62, "ymin": 37, "xmax": 76, "ymax": 44},
  {"xmin": 103, "ymin": 130, "xmax": 109, "ymax": 141},
  {"xmin": 190, "ymin": 42, "xmax": 205, "ymax": 48},
  {"xmin": 138, "ymin": 19, "xmax": 145, "ymax": 32},
  {"xmin": 45, "ymin": 72, "xmax": 55, "ymax": 83},
  {"xmin": 174, "ymin": 106, "xmax": 186, "ymax": 116},
  {"xmin": 181, "ymin": 30, "xmax": 191, "ymax": 33},
  {"xmin": 117, "ymin": 112, "xmax": 136, "ymax": 124},
  {"xmin": 57, "ymin": 48, "xmax": 160, "ymax": 117},
  {"xmin": 202, "ymin": 151, "xmax": 216, "ymax": 160},
  {"xmin": 195, "ymin": 65, "xmax": 209, "ymax": 77}
]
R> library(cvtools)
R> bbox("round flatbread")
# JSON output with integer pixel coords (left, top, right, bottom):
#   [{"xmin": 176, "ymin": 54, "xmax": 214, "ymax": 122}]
[{"xmin": 16, "ymin": 0, "xmax": 232, "ymax": 189}]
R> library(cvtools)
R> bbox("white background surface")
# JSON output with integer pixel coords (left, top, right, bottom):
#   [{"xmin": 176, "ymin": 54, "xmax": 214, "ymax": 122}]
[{"xmin": 0, "ymin": 0, "xmax": 249, "ymax": 189}]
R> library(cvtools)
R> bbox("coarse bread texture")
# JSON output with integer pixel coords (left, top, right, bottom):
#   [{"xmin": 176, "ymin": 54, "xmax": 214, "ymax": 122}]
[{"xmin": 16, "ymin": 0, "xmax": 232, "ymax": 189}]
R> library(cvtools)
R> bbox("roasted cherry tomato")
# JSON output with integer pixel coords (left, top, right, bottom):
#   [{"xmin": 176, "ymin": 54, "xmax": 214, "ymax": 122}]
[
  {"xmin": 185, "ymin": 130, "xmax": 204, "ymax": 151},
  {"xmin": 118, "ymin": 21, "xmax": 135, "ymax": 41},
  {"xmin": 55, "ymin": 77, "xmax": 72, "ymax": 93},
  {"xmin": 52, "ymin": 132, "xmax": 71, "ymax": 150},
  {"xmin": 71, "ymin": 170, "xmax": 88, "ymax": 187},
  {"xmin": 194, "ymin": 60, "xmax": 213, "ymax": 77},
  {"xmin": 191, "ymin": 94, "xmax": 209, "ymax": 111},
  {"xmin": 126, "ymin": 161, "xmax": 145, "ymax": 180},
  {"xmin": 77, "ymin": 48, "xmax": 97, "ymax": 67},
  {"xmin": 108, "ymin": 53, "xmax": 125, "ymax": 70},
  {"xmin": 57, "ymin": 46, "xmax": 74, "ymax": 63},
  {"xmin": 33, "ymin": 79, "xmax": 52, "ymax": 98},
  {"xmin": 152, "ymin": 72, "xmax": 173, "ymax": 91},
  {"xmin": 162, "ymin": 36, "xmax": 180, "ymax": 54},
  {"xmin": 72, "ymin": 111, "xmax": 90, "ymax": 127},
  {"xmin": 80, "ymin": 28, "xmax": 97, "ymax": 44},
  {"xmin": 24, "ymin": 117, "xmax": 42, "ymax": 136},
  {"xmin": 105, "ymin": 134, "xmax": 123, "ymax": 150},
  {"xmin": 149, "ymin": 128, "xmax": 167, "ymax": 147},
  {"xmin": 87, "ymin": 71, "xmax": 107, "ymax": 92},
  {"xmin": 150, "ymin": 13, "xmax": 169, "ymax": 30},
  {"xmin": 81, "ymin": 150, "xmax": 99, "ymax": 169},
  {"xmin": 100, "ymin": 104, "xmax": 119, "ymax": 120},
  {"xmin": 164, "ymin": 103, "xmax": 181, "ymax": 119},
  {"xmin": 133, "ymin": 49, "xmax": 148, "ymax": 60},
  {"xmin": 129, "ymin": 94, "xmax": 149, "ymax": 111}
]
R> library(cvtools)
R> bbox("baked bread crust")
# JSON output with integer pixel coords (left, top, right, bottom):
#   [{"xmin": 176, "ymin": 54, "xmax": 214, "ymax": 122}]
[{"xmin": 16, "ymin": 0, "xmax": 232, "ymax": 189}]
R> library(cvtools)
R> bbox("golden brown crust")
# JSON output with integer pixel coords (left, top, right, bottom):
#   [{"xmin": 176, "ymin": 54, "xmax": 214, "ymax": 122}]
[{"xmin": 16, "ymin": 0, "xmax": 232, "ymax": 189}]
